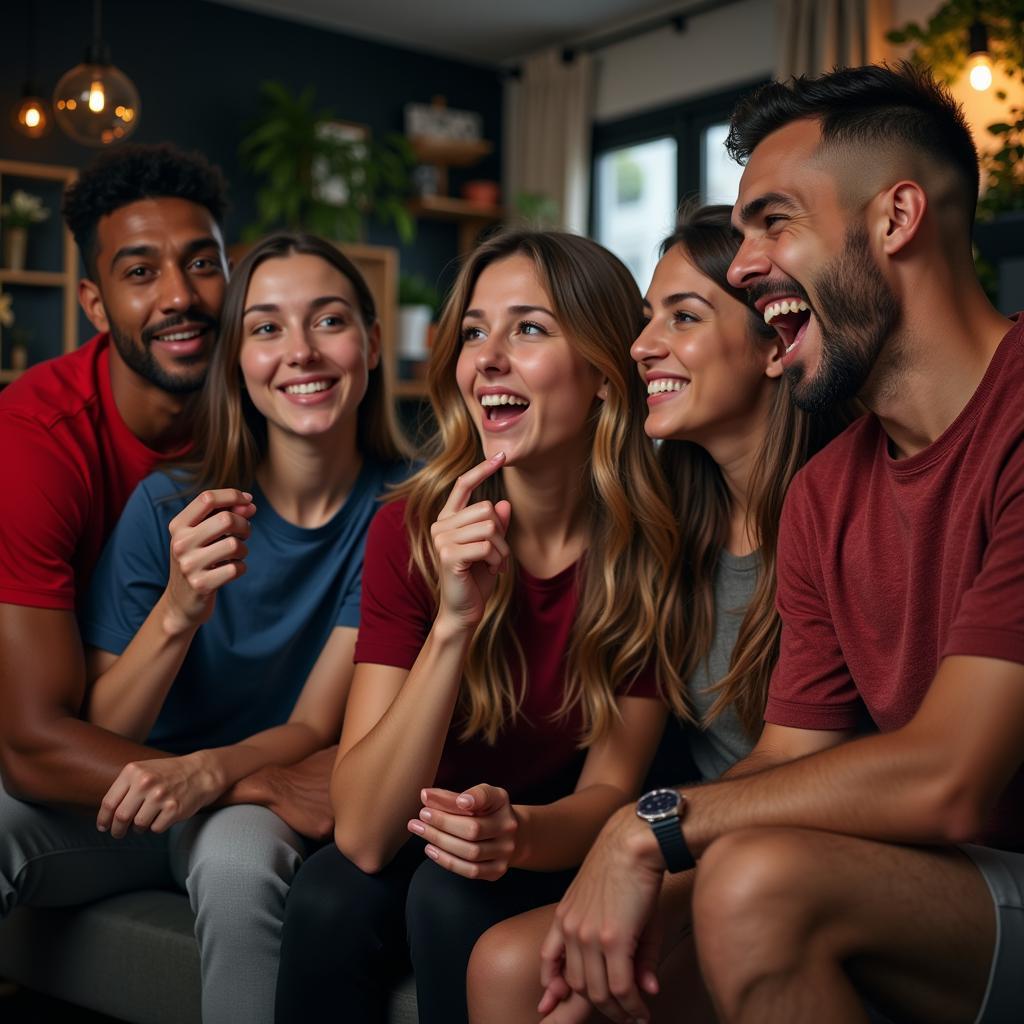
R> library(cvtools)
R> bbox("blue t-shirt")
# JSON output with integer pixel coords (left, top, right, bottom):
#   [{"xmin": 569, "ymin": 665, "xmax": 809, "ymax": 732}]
[{"xmin": 82, "ymin": 459, "xmax": 409, "ymax": 754}]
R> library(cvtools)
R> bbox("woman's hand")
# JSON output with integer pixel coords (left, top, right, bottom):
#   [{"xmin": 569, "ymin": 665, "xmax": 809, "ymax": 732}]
[
  {"xmin": 408, "ymin": 783, "xmax": 519, "ymax": 880},
  {"xmin": 431, "ymin": 454, "xmax": 512, "ymax": 633},
  {"xmin": 163, "ymin": 488, "xmax": 256, "ymax": 635},
  {"xmin": 97, "ymin": 752, "xmax": 225, "ymax": 837}
]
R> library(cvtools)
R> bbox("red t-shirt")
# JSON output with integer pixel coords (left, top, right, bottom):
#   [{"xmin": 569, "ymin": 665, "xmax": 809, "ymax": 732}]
[
  {"xmin": 354, "ymin": 498, "xmax": 660, "ymax": 803},
  {"xmin": 0, "ymin": 334, "xmax": 180, "ymax": 611},
  {"xmin": 767, "ymin": 315, "xmax": 1024, "ymax": 850}
]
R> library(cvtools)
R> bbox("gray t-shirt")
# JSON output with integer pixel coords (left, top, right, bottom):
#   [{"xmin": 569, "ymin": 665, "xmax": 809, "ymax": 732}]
[{"xmin": 687, "ymin": 549, "xmax": 760, "ymax": 780}]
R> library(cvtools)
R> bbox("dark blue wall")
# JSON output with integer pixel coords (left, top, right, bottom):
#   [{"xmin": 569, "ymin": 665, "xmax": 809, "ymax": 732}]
[{"xmin": 1, "ymin": 0, "xmax": 503, "ymax": 289}]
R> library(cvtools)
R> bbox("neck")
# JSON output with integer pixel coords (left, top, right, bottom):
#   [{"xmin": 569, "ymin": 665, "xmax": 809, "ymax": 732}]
[
  {"xmin": 256, "ymin": 417, "xmax": 362, "ymax": 529},
  {"xmin": 501, "ymin": 436, "xmax": 592, "ymax": 577},
  {"xmin": 861, "ymin": 268, "xmax": 1012, "ymax": 459},
  {"xmin": 108, "ymin": 344, "xmax": 196, "ymax": 451}
]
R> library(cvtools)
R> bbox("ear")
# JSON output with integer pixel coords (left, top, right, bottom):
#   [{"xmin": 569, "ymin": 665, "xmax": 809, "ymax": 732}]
[
  {"xmin": 763, "ymin": 334, "xmax": 786, "ymax": 380},
  {"xmin": 596, "ymin": 379, "xmax": 609, "ymax": 402},
  {"xmin": 367, "ymin": 320, "xmax": 381, "ymax": 371},
  {"xmin": 78, "ymin": 278, "xmax": 110, "ymax": 335},
  {"xmin": 876, "ymin": 180, "xmax": 927, "ymax": 257}
]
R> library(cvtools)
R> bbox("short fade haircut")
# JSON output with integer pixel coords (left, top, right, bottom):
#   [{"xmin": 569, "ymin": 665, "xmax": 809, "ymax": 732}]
[
  {"xmin": 62, "ymin": 143, "xmax": 228, "ymax": 277},
  {"xmin": 726, "ymin": 62, "xmax": 979, "ymax": 229}
]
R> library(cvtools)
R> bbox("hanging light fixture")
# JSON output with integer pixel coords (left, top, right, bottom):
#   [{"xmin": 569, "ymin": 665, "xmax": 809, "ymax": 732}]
[
  {"xmin": 11, "ymin": 6, "xmax": 50, "ymax": 138},
  {"xmin": 53, "ymin": 0, "xmax": 140, "ymax": 146},
  {"xmin": 966, "ymin": 3, "xmax": 993, "ymax": 92}
]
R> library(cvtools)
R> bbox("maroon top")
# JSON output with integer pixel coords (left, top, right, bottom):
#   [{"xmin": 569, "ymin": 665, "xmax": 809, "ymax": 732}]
[
  {"xmin": 0, "ymin": 334, "xmax": 186, "ymax": 610},
  {"xmin": 355, "ymin": 499, "xmax": 660, "ymax": 803},
  {"xmin": 767, "ymin": 315, "xmax": 1024, "ymax": 850}
]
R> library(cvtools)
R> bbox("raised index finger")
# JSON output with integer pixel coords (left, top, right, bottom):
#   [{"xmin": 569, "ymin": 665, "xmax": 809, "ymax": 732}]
[{"xmin": 438, "ymin": 452, "xmax": 506, "ymax": 519}]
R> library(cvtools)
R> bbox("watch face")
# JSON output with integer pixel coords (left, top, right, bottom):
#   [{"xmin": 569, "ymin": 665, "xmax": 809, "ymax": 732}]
[{"xmin": 637, "ymin": 788, "xmax": 680, "ymax": 821}]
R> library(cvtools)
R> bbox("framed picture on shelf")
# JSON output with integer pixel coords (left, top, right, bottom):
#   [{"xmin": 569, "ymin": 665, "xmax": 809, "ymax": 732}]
[{"xmin": 312, "ymin": 120, "xmax": 370, "ymax": 206}]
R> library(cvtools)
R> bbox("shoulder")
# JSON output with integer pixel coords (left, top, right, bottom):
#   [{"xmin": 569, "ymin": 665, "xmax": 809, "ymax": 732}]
[
  {"xmin": 368, "ymin": 496, "xmax": 411, "ymax": 546},
  {"xmin": 787, "ymin": 415, "xmax": 879, "ymax": 511},
  {"xmin": 120, "ymin": 470, "xmax": 194, "ymax": 526}
]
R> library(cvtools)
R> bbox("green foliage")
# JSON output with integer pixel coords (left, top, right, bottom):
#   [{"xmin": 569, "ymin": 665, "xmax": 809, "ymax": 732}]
[
  {"xmin": 239, "ymin": 81, "xmax": 415, "ymax": 244},
  {"xmin": 513, "ymin": 191, "xmax": 560, "ymax": 228},
  {"xmin": 887, "ymin": 0, "xmax": 1024, "ymax": 85},
  {"xmin": 398, "ymin": 273, "xmax": 441, "ymax": 313},
  {"xmin": 978, "ymin": 106, "xmax": 1024, "ymax": 219}
]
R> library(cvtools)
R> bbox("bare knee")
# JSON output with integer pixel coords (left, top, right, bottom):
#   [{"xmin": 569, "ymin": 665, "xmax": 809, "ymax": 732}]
[{"xmin": 468, "ymin": 915, "xmax": 545, "ymax": 1024}]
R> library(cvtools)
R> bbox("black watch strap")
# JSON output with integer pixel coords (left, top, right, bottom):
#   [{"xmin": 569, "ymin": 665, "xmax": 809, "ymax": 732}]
[{"xmin": 651, "ymin": 816, "xmax": 696, "ymax": 873}]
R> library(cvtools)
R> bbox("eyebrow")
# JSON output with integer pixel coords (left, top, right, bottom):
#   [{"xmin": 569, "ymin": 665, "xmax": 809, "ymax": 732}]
[
  {"xmin": 242, "ymin": 295, "xmax": 354, "ymax": 317},
  {"xmin": 463, "ymin": 304, "xmax": 557, "ymax": 319},
  {"xmin": 736, "ymin": 192, "xmax": 801, "ymax": 225},
  {"xmin": 109, "ymin": 236, "xmax": 222, "ymax": 271},
  {"xmin": 661, "ymin": 291, "xmax": 714, "ymax": 310}
]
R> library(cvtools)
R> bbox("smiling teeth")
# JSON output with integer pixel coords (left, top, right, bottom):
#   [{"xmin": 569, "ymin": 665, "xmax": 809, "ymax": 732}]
[
  {"xmin": 647, "ymin": 379, "xmax": 687, "ymax": 395},
  {"xmin": 157, "ymin": 329, "xmax": 203, "ymax": 342},
  {"xmin": 764, "ymin": 299, "xmax": 810, "ymax": 324},
  {"xmin": 480, "ymin": 394, "xmax": 529, "ymax": 407},
  {"xmin": 284, "ymin": 381, "xmax": 331, "ymax": 395}
]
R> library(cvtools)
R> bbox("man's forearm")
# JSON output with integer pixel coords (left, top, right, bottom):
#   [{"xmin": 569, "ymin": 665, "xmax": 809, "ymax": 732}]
[{"xmin": 2, "ymin": 718, "xmax": 167, "ymax": 806}]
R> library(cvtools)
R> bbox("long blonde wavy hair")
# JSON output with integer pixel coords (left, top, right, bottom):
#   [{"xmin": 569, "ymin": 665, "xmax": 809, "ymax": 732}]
[
  {"xmin": 391, "ymin": 230, "xmax": 683, "ymax": 746},
  {"xmin": 655, "ymin": 205, "xmax": 857, "ymax": 736}
]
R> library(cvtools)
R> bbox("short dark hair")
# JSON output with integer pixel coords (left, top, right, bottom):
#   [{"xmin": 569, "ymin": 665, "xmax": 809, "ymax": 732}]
[
  {"xmin": 62, "ymin": 143, "xmax": 228, "ymax": 277},
  {"xmin": 726, "ymin": 62, "xmax": 979, "ymax": 227}
]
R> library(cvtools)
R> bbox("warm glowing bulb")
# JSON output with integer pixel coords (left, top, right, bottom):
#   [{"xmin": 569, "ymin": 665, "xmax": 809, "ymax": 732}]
[
  {"xmin": 968, "ymin": 53, "xmax": 993, "ymax": 92},
  {"xmin": 25, "ymin": 108, "xmax": 41, "ymax": 128},
  {"xmin": 88, "ymin": 80, "xmax": 106, "ymax": 112},
  {"xmin": 11, "ymin": 95, "xmax": 50, "ymax": 138}
]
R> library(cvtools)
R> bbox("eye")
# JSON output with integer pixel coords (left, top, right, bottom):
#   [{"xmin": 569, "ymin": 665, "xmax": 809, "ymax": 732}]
[
  {"xmin": 190, "ymin": 257, "xmax": 222, "ymax": 273},
  {"xmin": 518, "ymin": 320, "xmax": 548, "ymax": 337},
  {"xmin": 764, "ymin": 214, "xmax": 787, "ymax": 230},
  {"xmin": 461, "ymin": 325, "xmax": 485, "ymax": 343},
  {"xmin": 673, "ymin": 310, "xmax": 699, "ymax": 325},
  {"xmin": 315, "ymin": 314, "xmax": 346, "ymax": 329},
  {"xmin": 250, "ymin": 322, "xmax": 278, "ymax": 337},
  {"xmin": 125, "ymin": 266, "xmax": 152, "ymax": 280}
]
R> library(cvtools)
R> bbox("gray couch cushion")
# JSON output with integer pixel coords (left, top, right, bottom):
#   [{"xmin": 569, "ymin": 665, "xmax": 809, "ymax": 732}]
[{"xmin": 0, "ymin": 891, "xmax": 417, "ymax": 1023}]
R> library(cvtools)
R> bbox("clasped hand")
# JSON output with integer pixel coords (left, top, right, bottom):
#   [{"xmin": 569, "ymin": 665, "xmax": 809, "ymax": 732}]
[
  {"xmin": 408, "ymin": 783, "xmax": 519, "ymax": 880},
  {"xmin": 163, "ymin": 488, "xmax": 256, "ymax": 633}
]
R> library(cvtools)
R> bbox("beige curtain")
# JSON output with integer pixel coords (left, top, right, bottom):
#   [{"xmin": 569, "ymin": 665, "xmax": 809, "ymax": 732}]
[
  {"xmin": 776, "ymin": 0, "xmax": 892, "ymax": 78},
  {"xmin": 504, "ymin": 48, "xmax": 594, "ymax": 234}
]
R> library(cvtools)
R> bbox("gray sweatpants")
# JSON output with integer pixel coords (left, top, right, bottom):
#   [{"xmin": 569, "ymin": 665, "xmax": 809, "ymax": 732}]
[{"xmin": 0, "ymin": 781, "xmax": 307, "ymax": 1024}]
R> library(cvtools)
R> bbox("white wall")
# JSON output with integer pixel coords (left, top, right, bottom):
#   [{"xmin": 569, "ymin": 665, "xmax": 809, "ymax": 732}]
[{"xmin": 593, "ymin": 0, "xmax": 775, "ymax": 122}]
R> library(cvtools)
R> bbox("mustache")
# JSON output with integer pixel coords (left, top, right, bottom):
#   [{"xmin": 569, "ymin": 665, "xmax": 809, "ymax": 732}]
[
  {"xmin": 745, "ymin": 278, "xmax": 813, "ymax": 309},
  {"xmin": 141, "ymin": 311, "xmax": 218, "ymax": 346}
]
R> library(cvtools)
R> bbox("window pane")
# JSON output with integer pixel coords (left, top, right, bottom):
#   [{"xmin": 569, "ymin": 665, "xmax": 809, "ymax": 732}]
[
  {"xmin": 702, "ymin": 122, "xmax": 744, "ymax": 206},
  {"xmin": 594, "ymin": 137, "xmax": 677, "ymax": 292}
]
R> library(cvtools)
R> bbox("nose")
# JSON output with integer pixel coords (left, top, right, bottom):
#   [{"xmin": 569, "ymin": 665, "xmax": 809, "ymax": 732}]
[
  {"xmin": 630, "ymin": 316, "xmax": 667, "ymax": 364},
  {"xmin": 287, "ymin": 328, "xmax": 320, "ymax": 366},
  {"xmin": 727, "ymin": 235, "xmax": 772, "ymax": 290},
  {"xmin": 158, "ymin": 262, "xmax": 199, "ymax": 314},
  {"xmin": 474, "ymin": 331, "xmax": 510, "ymax": 374}
]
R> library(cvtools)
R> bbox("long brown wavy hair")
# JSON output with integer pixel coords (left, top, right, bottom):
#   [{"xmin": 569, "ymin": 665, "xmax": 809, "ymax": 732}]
[
  {"xmin": 391, "ymin": 230, "xmax": 683, "ymax": 746},
  {"xmin": 182, "ymin": 232, "xmax": 410, "ymax": 490},
  {"xmin": 657, "ymin": 204, "xmax": 856, "ymax": 736}
]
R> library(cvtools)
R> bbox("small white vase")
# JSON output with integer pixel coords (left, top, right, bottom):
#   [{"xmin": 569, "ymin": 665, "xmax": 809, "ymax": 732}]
[
  {"xmin": 398, "ymin": 305, "xmax": 432, "ymax": 360},
  {"xmin": 3, "ymin": 227, "xmax": 28, "ymax": 271}
]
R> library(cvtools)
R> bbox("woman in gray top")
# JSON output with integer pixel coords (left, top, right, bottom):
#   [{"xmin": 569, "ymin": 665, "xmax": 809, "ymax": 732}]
[{"xmin": 466, "ymin": 202, "xmax": 855, "ymax": 1024}]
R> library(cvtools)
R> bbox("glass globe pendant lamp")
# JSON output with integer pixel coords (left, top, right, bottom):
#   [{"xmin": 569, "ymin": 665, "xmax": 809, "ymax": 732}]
[{"xmin": 53, "ymin": 0, "xmax": 140, "ymax": 146}]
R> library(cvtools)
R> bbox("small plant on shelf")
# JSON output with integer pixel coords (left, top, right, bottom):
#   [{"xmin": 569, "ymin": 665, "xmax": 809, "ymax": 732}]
[
  {"xmin": 240, "ymin": 81, "xmax": 416, "ymax": 244},
  {"xmin": 1, "ymin": 190, "xmax": 50, "ymax": 229}
]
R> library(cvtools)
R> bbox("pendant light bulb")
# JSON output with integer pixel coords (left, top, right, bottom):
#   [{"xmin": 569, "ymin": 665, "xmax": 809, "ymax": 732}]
[{"xmin": 967, "ymin": 16, "xmax": 993, "ymax": 92}]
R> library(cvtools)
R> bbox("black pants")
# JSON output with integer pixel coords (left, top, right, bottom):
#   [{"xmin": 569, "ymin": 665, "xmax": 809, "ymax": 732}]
[{"xmin": 275, "ymin": 838, "xmax": 574, "ymax": 1024}]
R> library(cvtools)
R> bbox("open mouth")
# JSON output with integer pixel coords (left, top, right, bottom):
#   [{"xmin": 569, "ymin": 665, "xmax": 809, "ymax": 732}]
[
  {"xmin": 646, "ymin": 377, "xmax": 689, "ymax": 401},
  {"xmin": 763, "ymin": 298, "xmax": 812, "ymax": 357},
  {"xmin": 149, "ymin": 323, "xmax": 210, "ymax": 356},
  {"xmin": 279, "ymin": 378, "xmax": 338, "ymax": 401},
  {"xmin": 480, "ymin": 392, "xmax": 530, "ymax": 426}
]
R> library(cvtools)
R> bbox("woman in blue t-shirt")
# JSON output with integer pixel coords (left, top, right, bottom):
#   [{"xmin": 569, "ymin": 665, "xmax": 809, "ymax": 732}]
[{"xmin": 80, "ymin": 232, "xmax": 410, "ymax": 1023}]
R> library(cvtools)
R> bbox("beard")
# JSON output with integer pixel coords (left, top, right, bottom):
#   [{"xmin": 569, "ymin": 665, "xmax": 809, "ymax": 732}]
[
  {"xmin": 786, "ymin": 223, "xmax": 901, "ymax": 414},
  {"xmin": 109, "ymin": 310, "xmax": 217, "ymax": 396}
]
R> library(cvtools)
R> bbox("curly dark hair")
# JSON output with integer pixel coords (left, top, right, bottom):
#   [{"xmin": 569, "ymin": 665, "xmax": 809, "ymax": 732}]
[
  {"xmin": 62, "ymin": 143, "xmax": 228, "ymax": 277},
  {"xmin": 726, "ymin": 61, "xmax": 978, "ymax": 229}
]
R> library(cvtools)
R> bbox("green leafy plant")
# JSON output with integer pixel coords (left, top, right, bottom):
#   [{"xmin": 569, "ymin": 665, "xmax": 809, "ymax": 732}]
[
  {"xmin": 240, "ymin": 81, "xmax": 415, "ymax": 243},
  {"xmin": 398, "ymin": 273, "xmax": 441, "ymax": 314},
  {"xmin": 887, "ymin": 1, "xmax": 1024, "ymax": 88},
  {"xmin": 513, "ymin": 191, "xmax": 560, "ymax": 228},
  {"xmin": 978, "ymin": 106, "xmax": 1024, "ymax": 219},
  {"xmin": 0, "ymin": 190, "xmax": 50, "ymax": 228}
]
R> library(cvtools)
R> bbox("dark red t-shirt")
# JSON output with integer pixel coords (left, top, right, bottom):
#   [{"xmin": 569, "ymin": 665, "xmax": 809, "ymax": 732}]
[
  {"xmin": 0, "ymin": 334, "xmax": 181, "ymax": 610},
  {"xmin": 767, "ymin": 315, "xmax": 1024, "ymax": 850},
  {"xmin": 354, "ymin": 498, "xmax": 660, "ymax": 803}
]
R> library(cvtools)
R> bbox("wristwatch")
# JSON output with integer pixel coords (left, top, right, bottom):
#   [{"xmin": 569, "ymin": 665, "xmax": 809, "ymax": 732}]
[{"xmin": 635, "ymin": 788, "xmax": 695, "ymax": 873}]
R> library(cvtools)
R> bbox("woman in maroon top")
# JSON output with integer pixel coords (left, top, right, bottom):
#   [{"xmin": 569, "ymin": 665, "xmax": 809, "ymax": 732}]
[{"xmin": 275, "ymin": 231, "xmax": 685, "ymax": 1023}]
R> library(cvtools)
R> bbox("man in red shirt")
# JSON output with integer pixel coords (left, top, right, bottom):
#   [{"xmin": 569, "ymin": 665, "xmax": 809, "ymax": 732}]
[
  {"xmin": 0, "ymin": 144, "xmax": 332, "ymax": 1023},
  {"xmin": 530, "ymin": 63, "xmax": 1024, "ymax": 1024}
]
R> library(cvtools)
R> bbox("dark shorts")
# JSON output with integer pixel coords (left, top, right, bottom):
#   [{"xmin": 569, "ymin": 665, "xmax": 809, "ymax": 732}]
[{"xmin": 962, "ymin": 843, "xmax": 1024, "ymax": 1024}]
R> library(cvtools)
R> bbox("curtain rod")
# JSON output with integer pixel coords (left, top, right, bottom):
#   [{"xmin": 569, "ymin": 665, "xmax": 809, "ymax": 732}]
[{"xmin": 504, "ymin": 0, "xmax": 750, "ymax": 78}]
